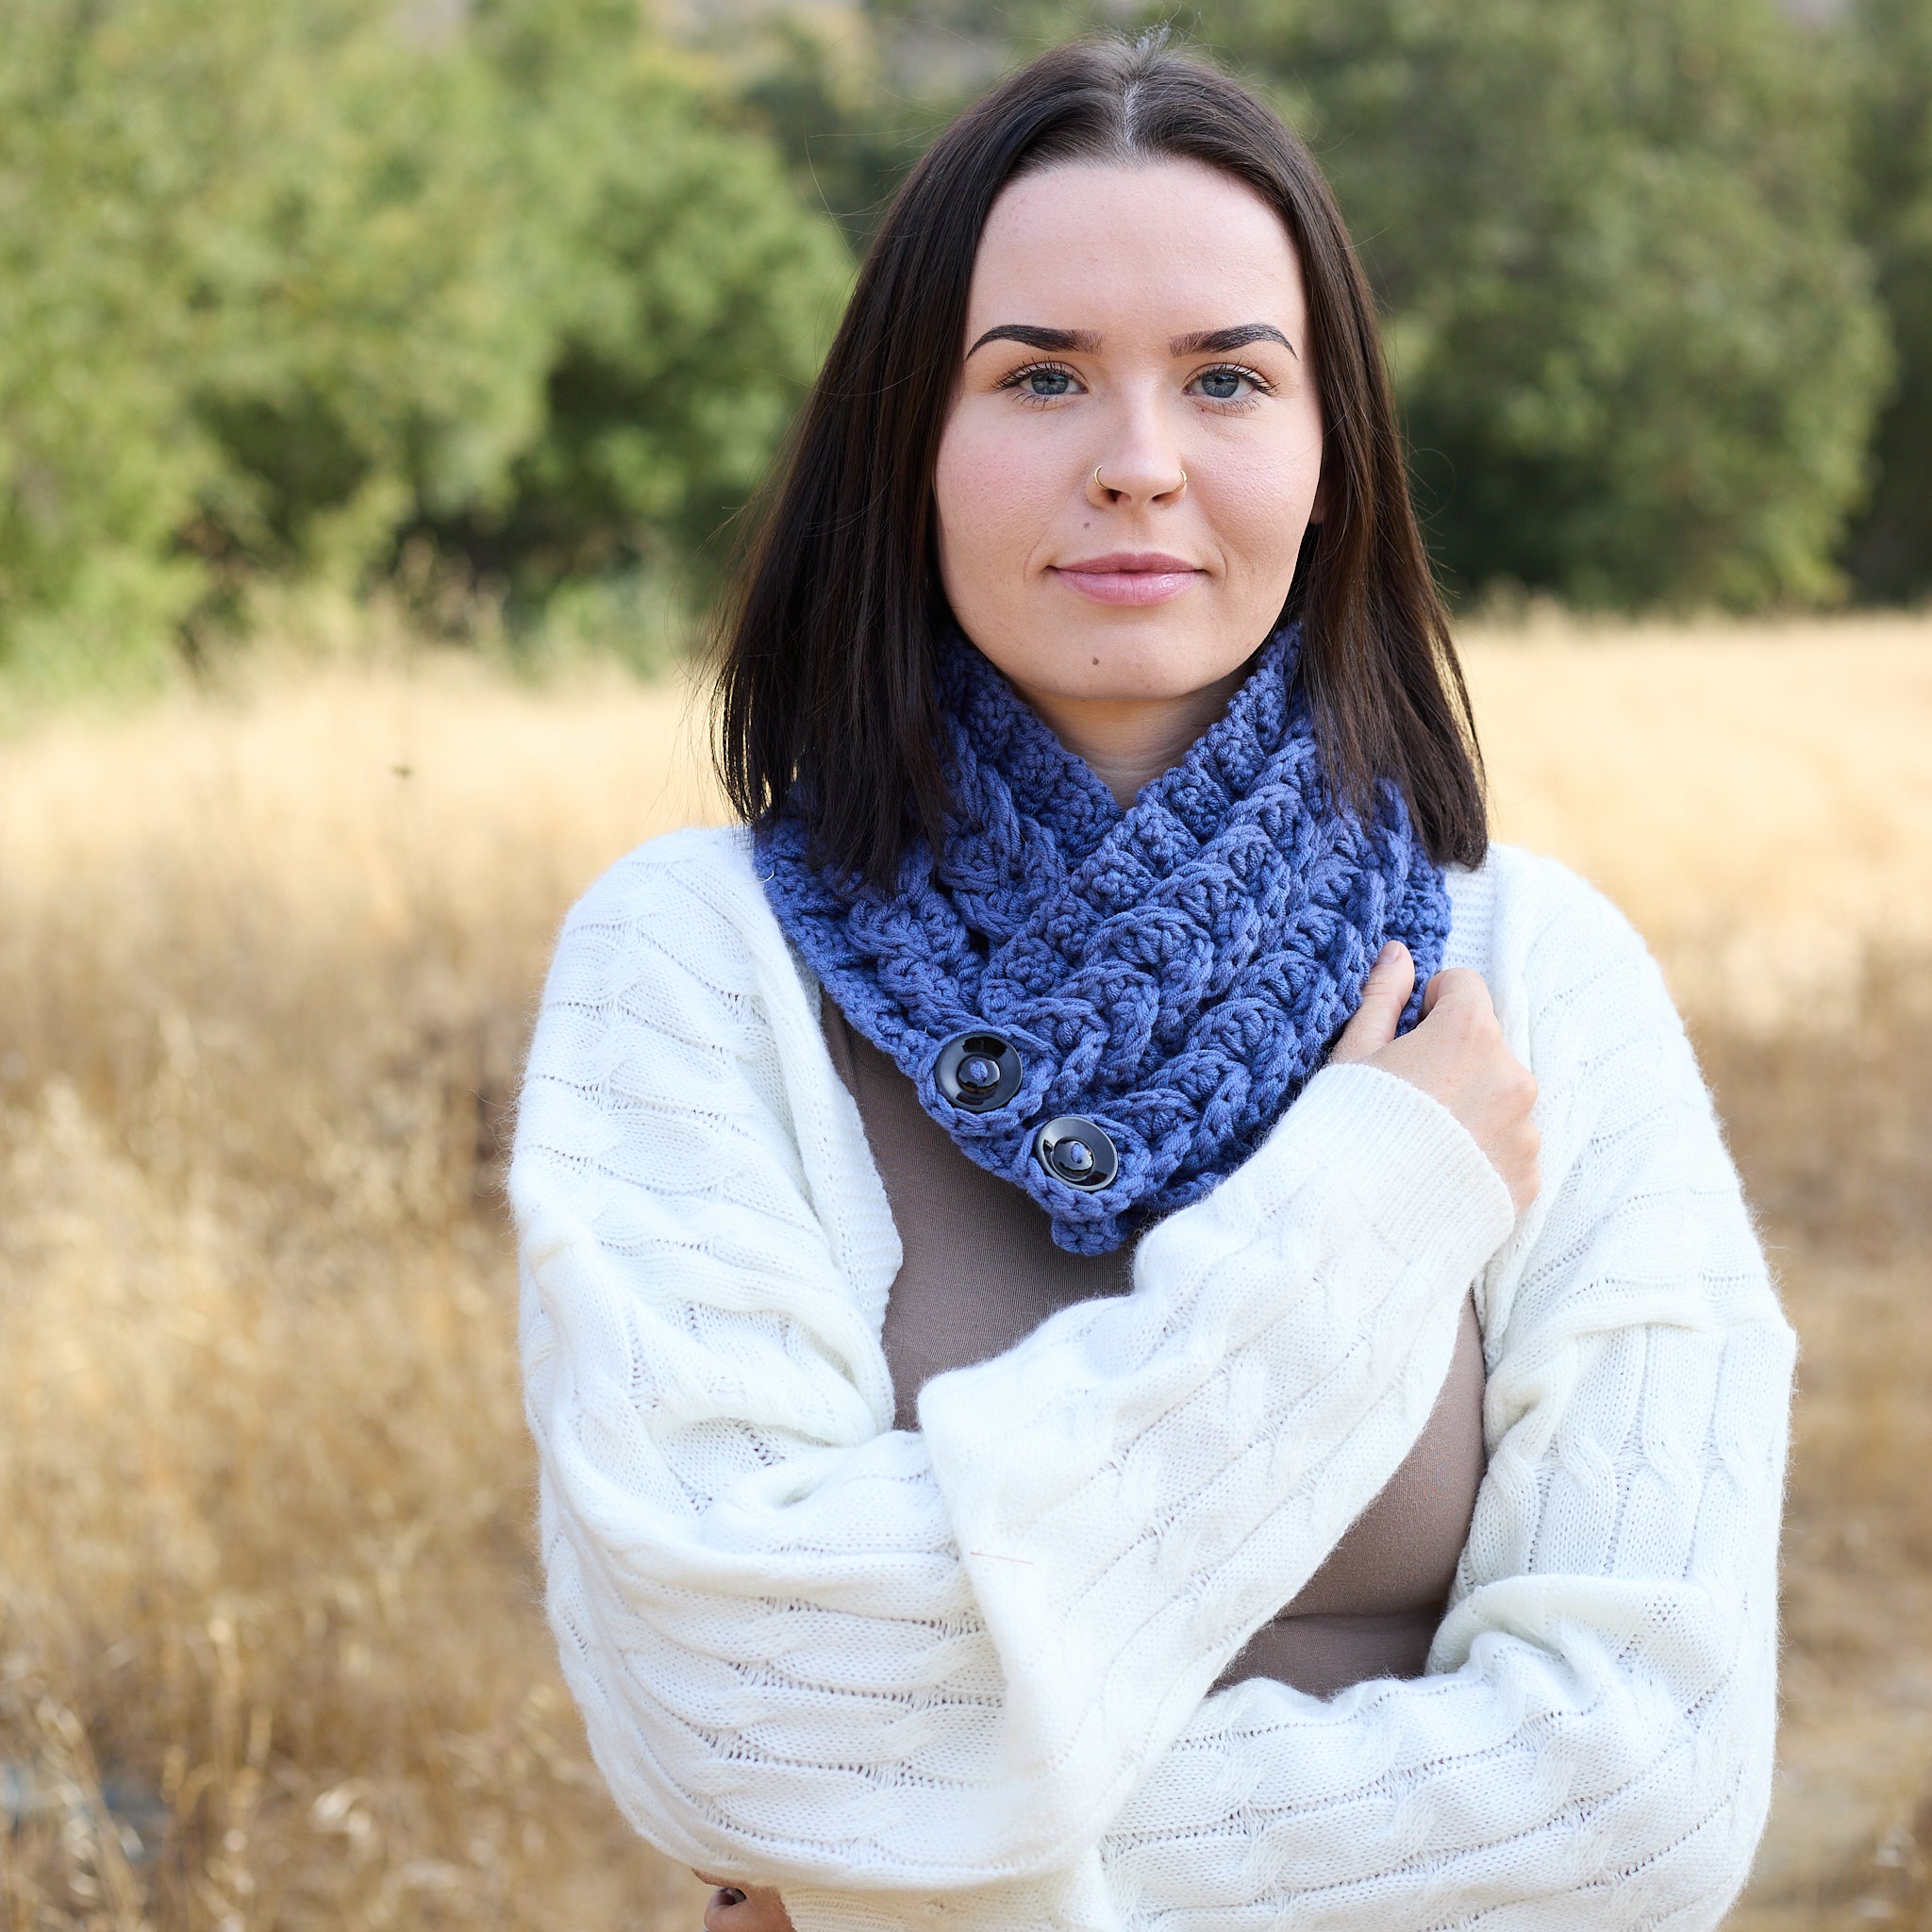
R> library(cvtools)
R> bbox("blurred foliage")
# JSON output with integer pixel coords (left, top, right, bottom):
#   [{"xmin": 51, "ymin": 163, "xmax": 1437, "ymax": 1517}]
[
  {"xmin": 0, "ymin": 0, "xmax": 1925, "ymax": 687},
  {"xmin": 1842, "ymin": 0, "xmax": 1932, "ymax": 603},
  {"xmin": 0, "ymin": 0, "xmax": 849, "ymax": 680},
  {"xmin": 438, "ymin": 0, "xmax": 854, "ymax": 600},
  {"xmin": 733, "ymin": 16, "xmax": 948, "ymax": 250},
  {"xmin": 1201, "ymin": 0, "xmax": 1891, "ymax": 610}
]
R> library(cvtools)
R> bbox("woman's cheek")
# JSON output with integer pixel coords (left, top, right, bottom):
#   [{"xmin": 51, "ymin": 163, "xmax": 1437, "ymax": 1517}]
[
  {"xmin": 935, "ymin": 424, "xmax": 1048, "ymax": 614},
  {"xmin": 1211, "ymin": 451, "xmax": 1321, "ymax": 605}
]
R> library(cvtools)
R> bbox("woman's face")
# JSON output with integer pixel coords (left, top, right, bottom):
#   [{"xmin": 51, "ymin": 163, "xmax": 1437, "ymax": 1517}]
[{"xmin": 933, "ymin": 157, "xmax": 1325, "ymax": 713}]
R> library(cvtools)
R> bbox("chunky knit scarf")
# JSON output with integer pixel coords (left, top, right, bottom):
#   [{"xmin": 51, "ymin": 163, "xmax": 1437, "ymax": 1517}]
[{"xmin": 758, "ymin": 626, "xmax": 1450, "ymax": 1254}]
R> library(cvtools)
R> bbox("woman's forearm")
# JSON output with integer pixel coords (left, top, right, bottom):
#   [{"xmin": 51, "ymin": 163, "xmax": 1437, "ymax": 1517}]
[{"xmin": 912, "ymin": 1062, "xmax": 1509, "ymax": 1824}]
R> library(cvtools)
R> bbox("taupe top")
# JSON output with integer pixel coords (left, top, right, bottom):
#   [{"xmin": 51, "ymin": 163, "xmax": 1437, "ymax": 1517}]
[{"xmin": 822, "ymin": 1001, "xmax": 1488, "ymax": 1699}]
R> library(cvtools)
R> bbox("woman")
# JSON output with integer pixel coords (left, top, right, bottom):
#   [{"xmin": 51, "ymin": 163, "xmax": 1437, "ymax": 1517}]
[{"xmin": 512, "ymin": 35, "xmax": 1794, "ymax": 1932}]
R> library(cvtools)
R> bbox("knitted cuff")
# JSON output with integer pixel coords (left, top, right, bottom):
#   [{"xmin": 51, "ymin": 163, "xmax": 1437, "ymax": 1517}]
[{"xmin": 1270, "ymin": 1058, "xmax": 1518, "ymax": 1268}]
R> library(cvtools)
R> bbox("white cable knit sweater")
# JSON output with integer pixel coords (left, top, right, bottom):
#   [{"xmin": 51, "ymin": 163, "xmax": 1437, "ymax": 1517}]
[{"xmin": 512, "ymin": 825, "xmax": 1794, "ymax": 1932}]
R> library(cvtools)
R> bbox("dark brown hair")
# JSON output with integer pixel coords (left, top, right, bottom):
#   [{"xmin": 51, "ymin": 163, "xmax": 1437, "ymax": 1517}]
[{"xmin": 714, "ymin": 32, "xmax": 1486, "ymax": 881}]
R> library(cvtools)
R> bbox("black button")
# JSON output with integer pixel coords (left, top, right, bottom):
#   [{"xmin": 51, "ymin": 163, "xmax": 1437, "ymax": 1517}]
[
  {"xmin": 935, "ymin": 1030, "xmax": 1023, "ymax": 1113},
  {"xmin": 1035, "ymin": 1116, "xmax": 1119, "ymax": 1191},
  {"xmin": 959, "ymin": 1055, "xmax": 1000, "ymax": 1095}
]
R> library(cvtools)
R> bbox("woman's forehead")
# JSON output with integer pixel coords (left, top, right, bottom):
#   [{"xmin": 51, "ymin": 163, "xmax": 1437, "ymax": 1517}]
[{"xmin": 968, "ymin": 158, "xmax": 1306, "ymax": 341}]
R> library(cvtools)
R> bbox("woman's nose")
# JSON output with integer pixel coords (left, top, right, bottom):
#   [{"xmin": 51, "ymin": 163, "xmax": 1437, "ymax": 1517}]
[{"xmin": 1087, "ymin": 415, "xmax": 1189, "ymax": 507}]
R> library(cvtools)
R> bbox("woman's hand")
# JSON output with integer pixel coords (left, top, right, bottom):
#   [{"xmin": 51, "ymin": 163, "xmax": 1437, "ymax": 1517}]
[
  {"xmin": 695, "ymin": 1874, "xmax": 794, "ymax": 1932},
  {"xmin": 1331, "ymin": 941, "xmax": 1541, "ymax": 1214}
]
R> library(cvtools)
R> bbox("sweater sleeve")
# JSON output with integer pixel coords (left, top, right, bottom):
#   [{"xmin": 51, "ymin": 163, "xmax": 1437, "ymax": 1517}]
[
  {"xmin": 512, "ymin": 836, "xmax": 1514, "ymax": 1893},
  {"xmin": 779, "ymin": 862, "xmax": 1794, "ymax": 1932}
]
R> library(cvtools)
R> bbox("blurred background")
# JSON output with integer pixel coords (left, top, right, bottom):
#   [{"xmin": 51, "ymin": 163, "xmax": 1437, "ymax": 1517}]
[{"xmin": 1, "ymin": 0, "xmax": 1929, "ymax": 1926}]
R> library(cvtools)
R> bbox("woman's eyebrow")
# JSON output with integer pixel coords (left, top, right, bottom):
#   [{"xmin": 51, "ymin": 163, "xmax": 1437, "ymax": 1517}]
[
  {"xmin": 964, "ymin": 322, "xmax": 1299, "ymax": 361},
  {"xmin": 1171, "ymin": 323, "xmax": 1297, "ymax": 358},
  {"xmin": 965, "ymin": 324, "xmax": 1102, "ymax": 358}
]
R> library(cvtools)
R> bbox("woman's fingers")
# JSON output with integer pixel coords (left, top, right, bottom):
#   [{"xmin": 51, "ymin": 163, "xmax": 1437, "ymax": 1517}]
[
  {"xmin": 1331, "ymin": 941, "xmax": 1416, "ymax": 1063},
  {"xmin": 696, "ymin": 1877, "xmax": 795, "ymax": 1932},
  {"xmin": 1331, "ymin": 963, "xmax": 1541, "ymax": 1214}
]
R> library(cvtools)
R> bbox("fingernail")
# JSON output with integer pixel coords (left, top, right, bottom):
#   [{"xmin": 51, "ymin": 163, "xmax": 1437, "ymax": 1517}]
[{"xmin": 1374, "ymin": 941, "xmax": 1398, "ymax": 968}]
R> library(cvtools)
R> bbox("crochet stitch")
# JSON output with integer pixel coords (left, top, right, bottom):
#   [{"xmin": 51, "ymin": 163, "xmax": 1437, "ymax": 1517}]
[{"xmin": 758, "ymin": 626, "xmax": 1451, "ymax": 1253}]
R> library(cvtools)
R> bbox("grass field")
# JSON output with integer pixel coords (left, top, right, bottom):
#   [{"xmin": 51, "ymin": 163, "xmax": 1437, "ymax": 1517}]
[{"xmin": 2, "ymin": 612, "xmax": 1930, "ymax": 1929}]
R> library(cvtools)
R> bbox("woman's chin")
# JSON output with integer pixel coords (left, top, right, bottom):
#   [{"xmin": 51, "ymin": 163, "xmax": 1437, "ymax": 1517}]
[
  {"xmin": 1006, "ymin": 650, "xmax": 1249, "ymax": 710},
  {"xmin": 974, "ymin": 609, "xmax": 1260, "ymax": 707}
]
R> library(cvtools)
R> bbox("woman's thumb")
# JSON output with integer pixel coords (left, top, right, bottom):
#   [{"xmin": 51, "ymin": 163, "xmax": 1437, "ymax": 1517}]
[{"xmin": 1331, "ymin": 941, "xmax": 1415, "ymax": 1064}]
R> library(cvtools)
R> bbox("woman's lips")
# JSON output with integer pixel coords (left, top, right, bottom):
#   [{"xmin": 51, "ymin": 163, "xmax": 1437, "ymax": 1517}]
[{"xmin": 1051, "ymin": 552, "xmax": 1204, "ymax": 607}]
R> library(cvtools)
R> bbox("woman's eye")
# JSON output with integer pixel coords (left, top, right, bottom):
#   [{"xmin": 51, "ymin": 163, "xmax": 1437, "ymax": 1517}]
[
  {"xmin": 1194, "ymin": 367, "xmax": 1253, "ymax": 402},
  {"xmin": 1022, "ymin": 366, "xmax": 1074, "ymax": 398}
]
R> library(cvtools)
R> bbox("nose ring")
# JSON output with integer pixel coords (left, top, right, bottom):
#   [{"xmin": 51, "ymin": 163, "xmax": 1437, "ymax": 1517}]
[{"xmin": 1093, "ymin": 464, "xmax": 1187, "ymax": 495}]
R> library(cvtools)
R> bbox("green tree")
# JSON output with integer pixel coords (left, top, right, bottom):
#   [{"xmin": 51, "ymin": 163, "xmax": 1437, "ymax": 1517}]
[
  {"xmin": 182, "ymin": 3, "xmax": 551, "ymax": 591},
  {"xmin": 446, "ymin": 6, "xmax": 855, "ymax": 600},
  {"xmin": 734, "ymin": 17, "xmax": 942, "ymax": 252},
  {"xmin": 1842, "ymin": 0, "xmax": 1932, "ymax": 601},
  {"xmin": 0, "ymin": 0, "xmax": 851, "ymax": 680},
  {"xmin": 1199, "ymin": 0, "xmax": 1890, "ymax": 608},
  {"xmin": 0, "ymin": 1, "xmax": 226, "ymax": 683}
]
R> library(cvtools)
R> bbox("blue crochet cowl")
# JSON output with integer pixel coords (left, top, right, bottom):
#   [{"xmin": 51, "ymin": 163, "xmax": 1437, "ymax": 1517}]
[{"xmin": 758, "ymin": 625, "xmax": 1450, "ymax": 1255}]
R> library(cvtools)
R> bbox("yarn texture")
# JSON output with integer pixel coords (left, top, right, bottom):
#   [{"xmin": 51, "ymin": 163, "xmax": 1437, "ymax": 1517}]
[
  {"xmin": 757, "ymin": 627, "xmax": 1450, "ymax": 1253},
  {"xmin": 513, "ymin": 827, "xmax": 1794, "ymax": 1932}
]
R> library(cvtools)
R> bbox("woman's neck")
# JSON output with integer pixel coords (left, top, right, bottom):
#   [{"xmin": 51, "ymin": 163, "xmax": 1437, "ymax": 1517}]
[{"xmin": 1016, "ymin": 668, "xmax": 1248, "ymax": 808}]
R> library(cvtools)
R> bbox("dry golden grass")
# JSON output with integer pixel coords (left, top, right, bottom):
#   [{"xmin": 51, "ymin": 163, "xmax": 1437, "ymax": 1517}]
[
  {"xmin": 2, "ymin": 613, "xmax": 1929, "ymax": 1929},
  {"xmin": 0, "ymin": 659, "xmax": 720, "ymax": 1929},
  {"xmin": 1462, "ymin": 608, "xmax": 1932, "ymax": 1027}
]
